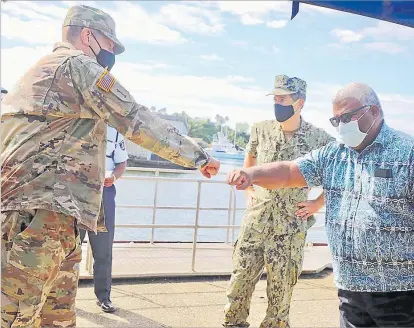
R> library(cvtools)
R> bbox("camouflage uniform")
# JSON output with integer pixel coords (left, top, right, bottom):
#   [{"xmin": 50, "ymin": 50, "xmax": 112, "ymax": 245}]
[
  {"xmin": 224, "ymin": 76, "xmax": 335, "ymax": 328},
  {"xmin": 1, "ymin": 5, "xmax": 210, "ymax": 328}
]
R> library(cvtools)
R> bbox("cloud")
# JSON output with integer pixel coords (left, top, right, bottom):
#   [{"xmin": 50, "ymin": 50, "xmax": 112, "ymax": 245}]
[
  {"xmin": 331, "ymin": 29, "xmax": 364, "ymax": 43},
  {"xmin": 157, "ymin": 3, "xmax": 224, "ymax": 35},
  {"xmin": 225, "ymin": 76, "xmax": 255, "ymax": 83},
  {"xmin": 1, "ymin": 1, "xmax": 187, "ymax": 46},
  {"xmin": 105, "ymin": 1, "xmax": 187, "ymax": 45},
  {"xmin": 200, "ymin": 54, "xmax": 224, "ymax": 61},
  {"xmin": 213, "ymin": 1, "xmax": 336, "ymax": 29},
  {"xmin": 363, "ymin": 21, "xmax": 414, "ymax": 41},
  {"xmin": 217, "ymin": 1, "xmax": 291, "ymax": 17},
  {"xmin": 266, "ymin": 20, "xmax": 288, "ymax": 29},
  {"xmin": 1, "ymin": 13, "xmax": 61, "ymax": 45},
  {"xmin": 330, "ymin": 21, "xmax": 413, "ymax": 52},
  {"xmin": 4, "ymin": 0, "xmax": 69, "ymax": 19},
  {"xmin": 2, "ymin": 45, "xmax": 413, "ymax": 137},
  {"xmin": 365, "ymin": 42, "xmax": 404, "ymax": 55},
  {"xmin": 1, "ymin": 46, "xmax": 51, "ymax": 90},
  {"xmin": 240, "ymin": 14, "xmax": 264, "ymax": 26},
  {"xmin": 215, "ymin": 1, "xmax": 291, "ymax": 28}
]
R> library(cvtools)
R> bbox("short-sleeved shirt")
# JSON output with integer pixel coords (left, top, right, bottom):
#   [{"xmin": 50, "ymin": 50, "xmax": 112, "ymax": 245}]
[
  {"xmin": 296, "ymin": 122, "xmax": 414, "ymax": 292},
  {"xmin": 106, "ymin": 125, "xmax": 128, "ymax": 172},
  {"xmin": 244, "ymin": 118, "xmax": 335, "ymax": 233},
  {"xmin": 0, "ymin": 42, "xmax": 209, "ymax": 232}
]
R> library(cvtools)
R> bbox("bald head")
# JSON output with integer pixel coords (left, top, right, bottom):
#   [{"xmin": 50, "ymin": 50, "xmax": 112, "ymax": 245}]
[{"xmin": 333, "ymin": 82, "xmax": 383, "ymax": 115}]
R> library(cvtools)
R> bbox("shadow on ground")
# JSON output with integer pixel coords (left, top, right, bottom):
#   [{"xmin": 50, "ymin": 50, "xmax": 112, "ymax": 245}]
[{"xmin": 76, "ymin": 307, "xmax": 169, "ymax": 328}]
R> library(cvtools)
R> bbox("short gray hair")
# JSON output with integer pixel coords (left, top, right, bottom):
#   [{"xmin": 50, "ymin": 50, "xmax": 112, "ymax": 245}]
[
  {"xmin": 332, "ymin": 82, "xmax": 382, "ymax": 112},
  {"xmin": 63, "ymin": 26, "xmax": 104, "ymax": 43}
]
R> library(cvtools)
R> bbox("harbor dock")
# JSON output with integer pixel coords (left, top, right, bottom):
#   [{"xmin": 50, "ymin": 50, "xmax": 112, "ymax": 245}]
[
  {"xmin": 76, "ymin": 167, "xmax": 336, "ymax": 327},
  {"xmin": 77, "ymin": 265, "xmax": 337, "ymax": 327}
]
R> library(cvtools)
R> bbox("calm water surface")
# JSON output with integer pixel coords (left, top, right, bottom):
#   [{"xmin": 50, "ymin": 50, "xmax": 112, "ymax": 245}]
[{"xmin": 113, "ymin": 159, "xmax": 327, "ymax": 243}]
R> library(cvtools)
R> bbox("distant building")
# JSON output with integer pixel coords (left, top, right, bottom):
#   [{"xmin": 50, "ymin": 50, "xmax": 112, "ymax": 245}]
[{"xmin": 125, "ymin": 114, "xmax": 189, "ymax": 161}]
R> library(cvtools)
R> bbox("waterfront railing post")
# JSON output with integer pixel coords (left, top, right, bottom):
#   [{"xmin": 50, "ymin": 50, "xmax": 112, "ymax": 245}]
[
  {"xmin": 226, "ymin": 188, "xmax": 233, "ymax": 244},
  {"xmin": 150, "ymin": 170, "xmax": 160, "ymax": 244},
  {"xmin": 191, "ymin": 182, "xmax": 202, "ymax": 272},
  {"xmin": 232, "ymin": 187, "xmax": 237, "ymax": 244}
]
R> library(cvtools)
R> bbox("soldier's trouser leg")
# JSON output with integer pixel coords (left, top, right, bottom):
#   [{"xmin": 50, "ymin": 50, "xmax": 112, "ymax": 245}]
[
  {"xmin": 1, "ymin": 210, "xmax": 82, "ymax": 328},
  {"xmin": 80, "ymin": 186, "xmax": 116, "ymax": 303},
  {"xmin": 224, "ymin": 224, "xmax": 265, "ymax": 327},
  {"xmin": 259, "ymin": 231, "xmax": 306, "ymax": 328}
]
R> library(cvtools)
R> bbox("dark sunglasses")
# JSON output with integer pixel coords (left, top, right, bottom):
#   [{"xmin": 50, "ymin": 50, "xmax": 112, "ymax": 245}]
[{"xmin": 329, "ymin": 105, "xmax": 371, "ymax": 127}]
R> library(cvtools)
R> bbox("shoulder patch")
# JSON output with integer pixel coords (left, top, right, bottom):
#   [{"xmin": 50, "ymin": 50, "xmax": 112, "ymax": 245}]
[{"xmin": 96, "ymin": 70, "xmax": 116, "ymax": 92}]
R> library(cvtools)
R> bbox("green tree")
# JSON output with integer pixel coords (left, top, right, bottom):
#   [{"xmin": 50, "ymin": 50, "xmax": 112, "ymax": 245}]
[
  {"xmin": 158, "ymin": 108, "xmax": 167, "ymax": 115},
  {"xmin": 235, "ymin": 122, "xmax": 249, "ymax": 134}
]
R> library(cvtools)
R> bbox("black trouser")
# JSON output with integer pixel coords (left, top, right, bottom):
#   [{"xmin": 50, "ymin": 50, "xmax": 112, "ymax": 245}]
[
  {"xmin": 80, "ymin": 185, "xmax": 116, "ymax": 303},
  {"xmin": 339, "ymin": 289, "xmax": 414, "ymax": 328}
]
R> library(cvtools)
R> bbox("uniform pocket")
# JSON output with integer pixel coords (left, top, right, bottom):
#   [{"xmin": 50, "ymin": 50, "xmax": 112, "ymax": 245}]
[
  {"xmin": 288, "ymin": 232, "xmax": 306, "ymax": 287},
  {"xmin": 2, "ymin": 210, "xmax": 62, "ymax": 305}
]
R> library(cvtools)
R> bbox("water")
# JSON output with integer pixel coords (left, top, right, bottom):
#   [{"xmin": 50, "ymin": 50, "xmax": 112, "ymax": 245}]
[{"xmin": 113, "ymin": 158, "xmax": 327, "ymax": 243}]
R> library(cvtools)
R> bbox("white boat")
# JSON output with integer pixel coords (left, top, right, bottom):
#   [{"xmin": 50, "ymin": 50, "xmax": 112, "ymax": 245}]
[{"xmin": 206, "ymin": 127, "xmax": 245, "ymax": 160}]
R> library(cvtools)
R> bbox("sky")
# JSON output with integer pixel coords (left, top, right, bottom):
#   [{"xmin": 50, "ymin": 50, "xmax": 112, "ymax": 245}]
[{"xmin": 1, "ymin": 0, "xmax": 413, "ymax": 137}]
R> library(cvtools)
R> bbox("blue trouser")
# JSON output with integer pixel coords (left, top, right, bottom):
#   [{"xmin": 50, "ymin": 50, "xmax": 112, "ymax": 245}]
[{"xmin": 80, "ymin": 185, "xmax": 116, "ymax": 303}]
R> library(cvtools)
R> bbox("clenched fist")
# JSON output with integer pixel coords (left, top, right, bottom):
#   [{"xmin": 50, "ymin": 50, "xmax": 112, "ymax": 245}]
[
  {"xmin": 227, "ymin": 169, "xmax": 253, "ymax": 190},
  {"xmin": 200, "ymin": 157, "xmax": 220, "ymax": 178}
]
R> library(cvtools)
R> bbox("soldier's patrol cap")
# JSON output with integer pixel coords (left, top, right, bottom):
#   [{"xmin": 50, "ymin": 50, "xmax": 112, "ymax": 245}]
[
  {"xmin": 266, "ymin": 75, "xmax": 307, "ymax": 96},
  {"xmin": 63, "ymin": 5, "xmax": 125, "ymax": 55}
]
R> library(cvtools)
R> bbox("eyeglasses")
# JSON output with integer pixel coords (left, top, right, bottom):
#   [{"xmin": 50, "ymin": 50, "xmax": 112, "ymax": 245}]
[{"xmin": 329, "ymin": 105, "xmax": 371, "ymax": 127}]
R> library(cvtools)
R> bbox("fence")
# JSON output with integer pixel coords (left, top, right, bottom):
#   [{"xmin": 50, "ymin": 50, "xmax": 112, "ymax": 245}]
[{"xmin": 84, "ymin": 167, "xmax": 326, "ymax": 275}]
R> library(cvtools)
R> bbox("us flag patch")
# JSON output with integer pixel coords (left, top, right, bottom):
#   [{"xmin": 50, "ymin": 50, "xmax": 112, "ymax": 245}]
[{"xmin": 96, "ymin": 70, "xmax": 116, "ymax": 92}]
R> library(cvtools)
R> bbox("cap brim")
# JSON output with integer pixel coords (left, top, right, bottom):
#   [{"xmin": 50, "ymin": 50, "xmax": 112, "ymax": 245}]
[
  {"xmin": 266, "ymin": 88, "xmax": 296, "ymax": 96},
  {"xmin": 102, "ymin": 31, "xmax": 125, "ymax": 55}
]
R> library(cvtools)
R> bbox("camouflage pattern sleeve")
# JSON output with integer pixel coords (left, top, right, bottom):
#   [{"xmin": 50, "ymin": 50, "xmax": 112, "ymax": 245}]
[
  {"xmin": 318, "ymin": 129, "xmax": 336, "ymax": 148},
  {"xmin": 245, "ymin": 123, "xmax": 259, "ymax": 158},
  {"xmin": 69, "ymin": 55, "xmax": 210, "ymax": 169}
]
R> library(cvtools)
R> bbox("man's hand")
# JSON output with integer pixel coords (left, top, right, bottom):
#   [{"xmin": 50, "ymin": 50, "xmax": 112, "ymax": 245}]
[
  {"xmin": 296, "ymin": 200, "xmax": 321, "ymax": 220},
  {"xmin": 200, "ymin": 157, "xmax": 220, "ymax": 178},
  {"xmin": 104, "ymin": 174, "xmax": 116, "ymax": 187},
  {"xmin": 227, "ymin": 169, "xmax": 253, "ymax": 190},
  {"xmin": 245, "ymin": 188, "xmax": 257, "ymax": 208}
]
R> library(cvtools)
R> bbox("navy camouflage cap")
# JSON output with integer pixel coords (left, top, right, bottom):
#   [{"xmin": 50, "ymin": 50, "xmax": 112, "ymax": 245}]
[
  {"xmin": 266, "ymin": 75, "xmax": 307, "ymax": 96},
  {"xmin": 63, "ymin": 5, "xmax": 125, "ymax": 55}
]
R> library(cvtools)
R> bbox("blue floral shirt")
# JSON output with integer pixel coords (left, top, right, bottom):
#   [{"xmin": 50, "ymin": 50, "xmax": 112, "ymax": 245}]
[{"xmin": 296, "ymin": 122, "xmax": 414, "ymax": 292}]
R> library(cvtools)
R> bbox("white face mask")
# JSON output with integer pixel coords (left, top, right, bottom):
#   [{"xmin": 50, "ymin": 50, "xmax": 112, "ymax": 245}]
[{"xmin": 335, "ymin": 107, "xmax": 376, "ymax": 148}]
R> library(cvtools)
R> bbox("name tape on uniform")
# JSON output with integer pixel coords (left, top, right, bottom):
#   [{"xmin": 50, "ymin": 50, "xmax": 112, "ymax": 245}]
[{"xmin": 96, "ymin": 70, "xmax": 116, "ymax": 92}]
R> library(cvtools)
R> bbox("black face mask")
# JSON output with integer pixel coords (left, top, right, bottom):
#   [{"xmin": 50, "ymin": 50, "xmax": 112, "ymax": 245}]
[
  {"xmin": 89, "ymin": 32, "xmax": 115, "ymax": 71},
  {"xmin": 274, "ymin": 103, "xmax": 295, "ymax": 122}
]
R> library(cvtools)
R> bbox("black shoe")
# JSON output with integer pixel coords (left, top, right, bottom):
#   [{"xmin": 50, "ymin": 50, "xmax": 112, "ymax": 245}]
[{"xmin": 96, "ymin": 300, "xmax": 116, "ymax": 313}]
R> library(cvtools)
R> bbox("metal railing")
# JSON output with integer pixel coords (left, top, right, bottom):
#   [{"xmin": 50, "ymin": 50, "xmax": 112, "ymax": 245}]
[{"xmin": 84, "ymin": 167, "xmax": 326, "ymax": 275}]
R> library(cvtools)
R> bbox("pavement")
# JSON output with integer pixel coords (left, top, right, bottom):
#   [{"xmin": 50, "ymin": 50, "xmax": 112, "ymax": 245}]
[{"xmin": 76, "ymin": 270, "xmax": 339, "ymax": 328}]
